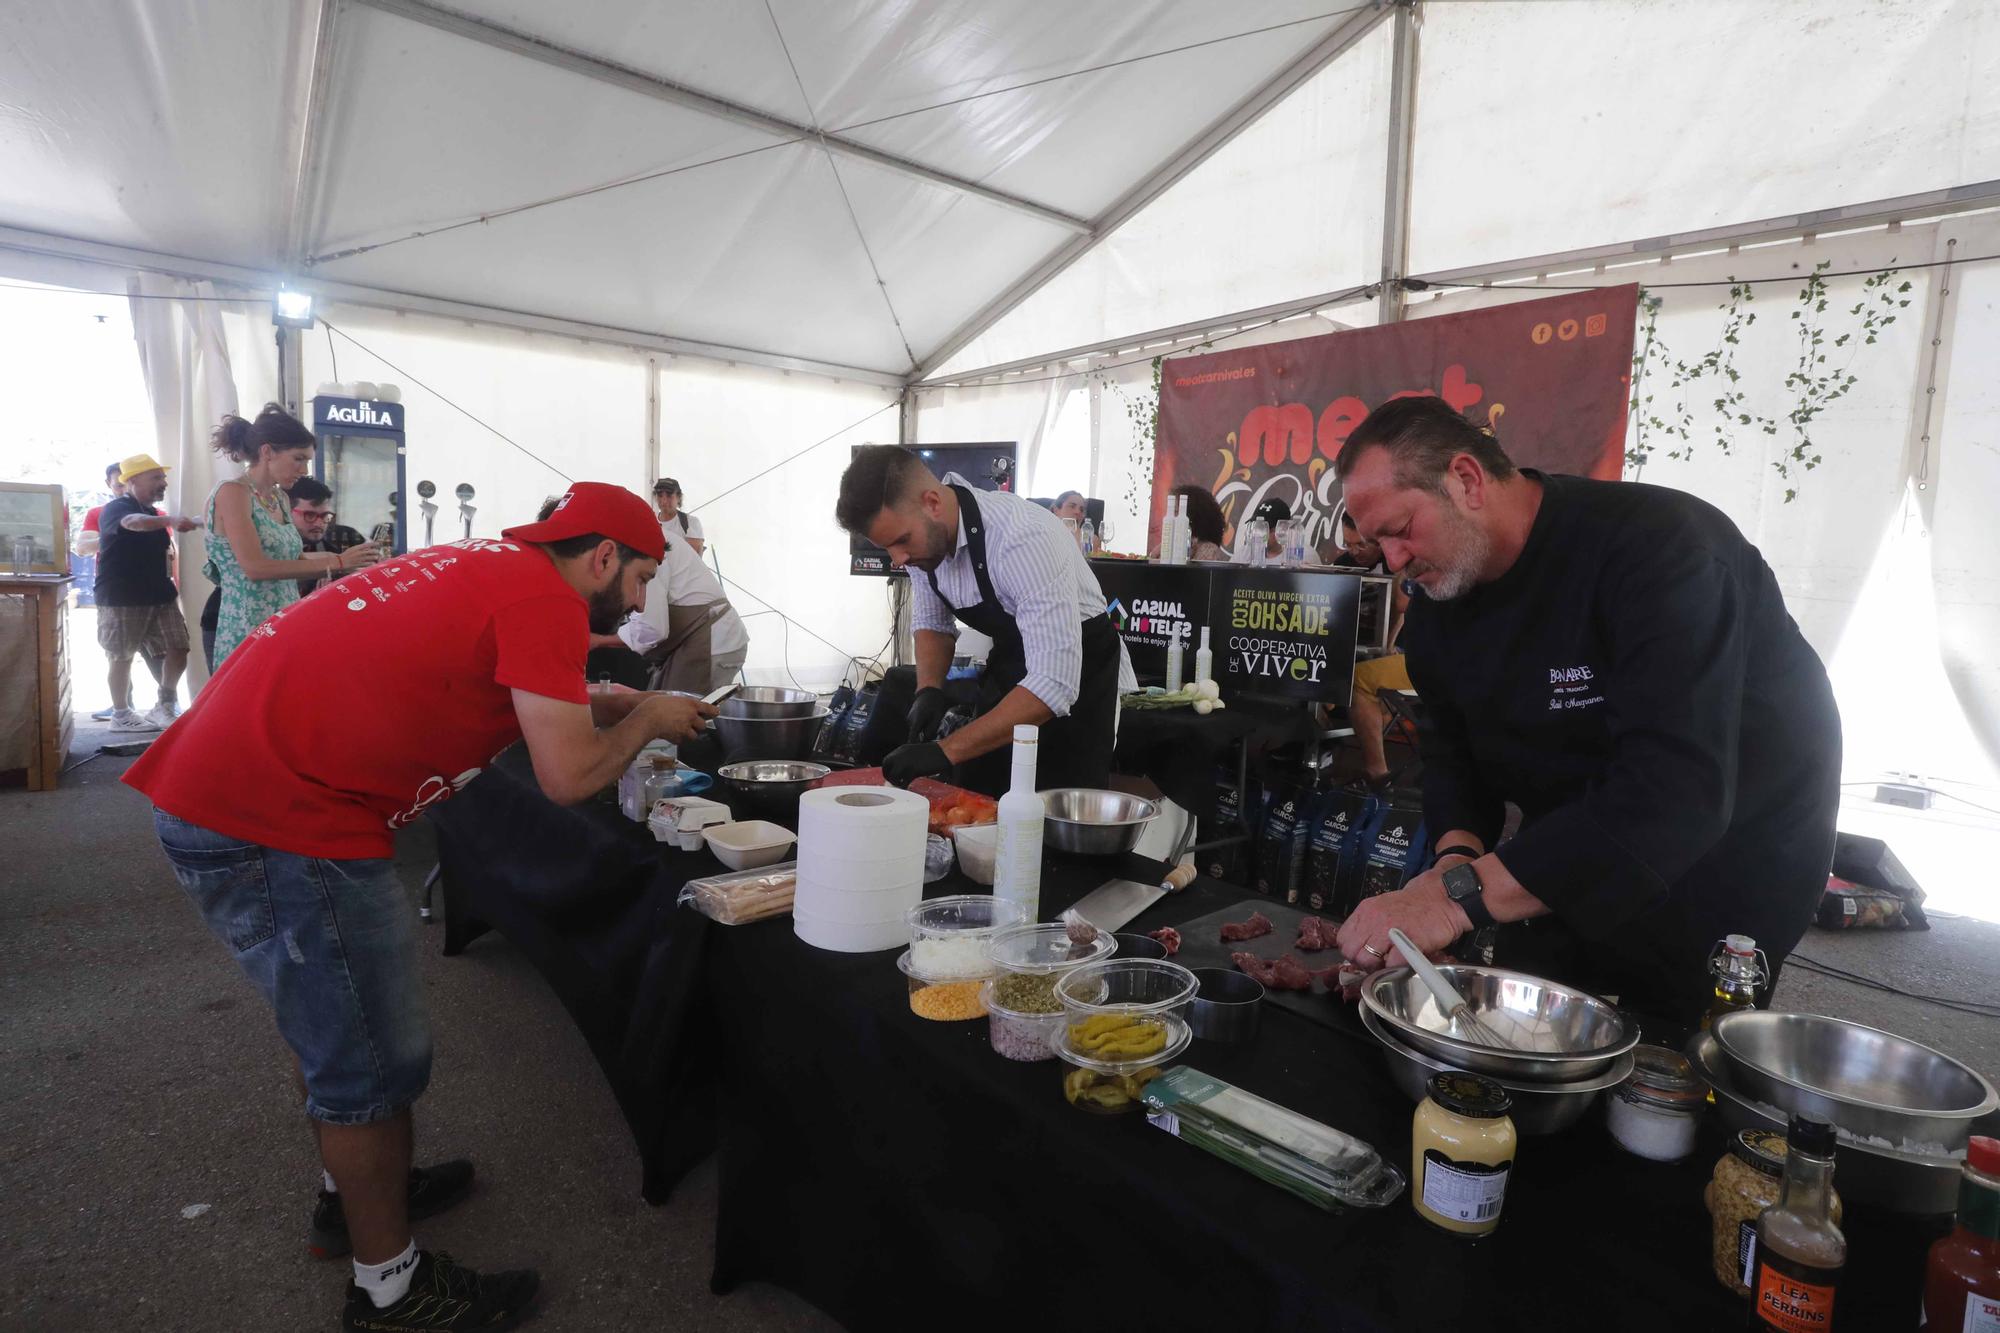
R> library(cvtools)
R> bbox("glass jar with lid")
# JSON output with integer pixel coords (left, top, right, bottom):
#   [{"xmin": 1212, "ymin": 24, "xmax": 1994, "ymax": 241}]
[
  {"xmin": 1703, "ymin": 1128, "xmax": 1839, "ymax": 1296},
  {"xmin": 1411, "ymin": 1071, "xmax": 1516, "ymax": 1237},
  {"xmin": 1606, "ymin": 1044, "xmax": 1706, "ymax": 1162}
]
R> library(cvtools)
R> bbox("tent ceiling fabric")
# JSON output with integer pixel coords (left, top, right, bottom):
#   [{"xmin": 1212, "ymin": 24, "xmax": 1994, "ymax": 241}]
[{"xmin": 0, "ymin": 0, "xmax": 1371, "ymax": 378}]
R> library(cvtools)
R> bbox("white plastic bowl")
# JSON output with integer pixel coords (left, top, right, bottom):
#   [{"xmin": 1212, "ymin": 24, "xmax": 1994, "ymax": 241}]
[
  {"xmin": 703, "ymin": 820, "xmax": 796, "ymax": 870},
  {"xmin": 951, "ymin": 823, "xmax": 999, "ymax": 885}
]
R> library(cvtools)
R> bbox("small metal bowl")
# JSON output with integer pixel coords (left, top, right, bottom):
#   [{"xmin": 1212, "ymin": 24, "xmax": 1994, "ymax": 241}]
[
  {"xmin": 717, "ymin": 760, "xmax": 830, "ymax": 798},
  {"xmin": 719, "ymin": 686, "xmax": 821, "ymax": 720},
  {"xmin": 1362, "ymin": 1005, "xmax": 1632, "ymax": 1135},
  {"xmin": 1360, "ymin": 965, "xmax": 1636, "ymax": 1082},
  {"xmin": 1041, "ymin": 788, "xmax": 1159, "ymax": 856},
  {"xmin": 1712, "ymin": 1010, "xmax": 1998, "ymax": 1151},
  {"xmin": 1190, "ymin": 968, "xmax": 1263, "ymax": 1044},
  {"xmin": 1111, "ymin": 932, "xmax": 1168, "ymax": 961},
  {"xmin": 714, "ymin": 711, "xmax": 828, "ymax": 763}
]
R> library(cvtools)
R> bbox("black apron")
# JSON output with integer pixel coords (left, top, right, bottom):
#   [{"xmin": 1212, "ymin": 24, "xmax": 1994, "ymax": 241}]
[{"xmin": 923, "ymin": 485, "xmax": 1122, "ymax": 798}]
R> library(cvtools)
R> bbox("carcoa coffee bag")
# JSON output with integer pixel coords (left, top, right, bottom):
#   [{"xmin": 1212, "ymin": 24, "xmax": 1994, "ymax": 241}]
[
  {"xmin": 1204, "ymin": 764, "xmax": 1262, "ymax": 886},
  {"xmin": 1351, "ymin": 794, "xmax": 1428, "ymax": 906},
  {"xmin": 1257, "ymin": 782, "xmax": 1324, "ymax": 904}
]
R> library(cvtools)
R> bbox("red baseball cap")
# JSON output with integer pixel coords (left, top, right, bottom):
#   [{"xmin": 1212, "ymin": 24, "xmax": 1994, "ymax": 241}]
[{"xmin": 503, "ymin": 482, "xmax": 666, "ymax": 561}]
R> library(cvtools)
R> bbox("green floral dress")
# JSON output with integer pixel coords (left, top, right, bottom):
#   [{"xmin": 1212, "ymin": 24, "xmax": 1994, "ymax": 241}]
[{"xmin": 205, "ymin": 480, "xmax": 304, "ymax": 665}]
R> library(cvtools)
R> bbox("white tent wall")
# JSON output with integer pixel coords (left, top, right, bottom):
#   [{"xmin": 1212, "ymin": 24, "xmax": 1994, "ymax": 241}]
[
  {"xmin": 933, "ymin": 19, "xmax": 1394, "ymax": 379},
  {"xmin": 655, "ymin": 359, "xmax": 898, "ymax": 689},
  {"xmin": 1406, "ymin": 0, "xmax": 2000, "ymax": 278},
  {"xmin": 298, "ymin": 306, "xmax": 649, "ymax": 548}
]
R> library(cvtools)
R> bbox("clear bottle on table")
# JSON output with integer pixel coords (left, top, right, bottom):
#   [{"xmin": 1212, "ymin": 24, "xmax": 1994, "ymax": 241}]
[
  {"xmin": 1078, "ymin": 517, "xmax": 1097, "ymax": 555},
  {"xmin": 992, "ymin": 725, "xmax": 1045, "ymax": 921},
  {"xmin": 1749, "ymin": 1115, "xmax": 1844, "ymax": 1331}
]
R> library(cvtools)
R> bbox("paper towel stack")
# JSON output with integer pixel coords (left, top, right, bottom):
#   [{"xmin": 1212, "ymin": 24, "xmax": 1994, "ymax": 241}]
[{"xmin": 793, "ymin": 785, "xmax": 930, "ymax": 952}]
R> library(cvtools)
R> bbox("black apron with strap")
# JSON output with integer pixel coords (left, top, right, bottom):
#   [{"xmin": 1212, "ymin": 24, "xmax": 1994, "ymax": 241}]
[{"xmin": 923, "ymin": 485, "xmax": 1121, "ymax": 797}]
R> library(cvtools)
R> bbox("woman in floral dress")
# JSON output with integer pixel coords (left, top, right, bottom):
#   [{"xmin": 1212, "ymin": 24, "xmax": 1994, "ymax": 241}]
[{"xmin": 206, "ymin": 404, "xmax": 379, "ymax": 665}]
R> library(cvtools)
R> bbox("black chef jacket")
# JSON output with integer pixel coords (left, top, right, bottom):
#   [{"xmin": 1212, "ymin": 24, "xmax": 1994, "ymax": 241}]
[{"xmin": 1401, "ymin": 471, "xmax": 1841, "ymax": 1021}]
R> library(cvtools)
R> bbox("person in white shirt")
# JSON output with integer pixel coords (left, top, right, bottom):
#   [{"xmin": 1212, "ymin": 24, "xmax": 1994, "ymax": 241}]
[
  {"xmin": 835, "ymin": 446, "xmax": 1128, "ymax": 795},
  {"xmin": 652, "ymin": 478, "xmax": 704, "ymax": 556},
  {"xmin": 622, "ymin": 508, "xmax": 746, "ymax": 691}
]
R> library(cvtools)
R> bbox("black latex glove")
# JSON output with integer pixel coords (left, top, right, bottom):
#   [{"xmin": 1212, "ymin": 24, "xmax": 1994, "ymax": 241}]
[
  {"xmin": 905, "ymin": 685, "xmax": 951, "ymax": 743},
  {"xmin": 882, "ymin": 740, "xmax": 951, "ymax": 789}
]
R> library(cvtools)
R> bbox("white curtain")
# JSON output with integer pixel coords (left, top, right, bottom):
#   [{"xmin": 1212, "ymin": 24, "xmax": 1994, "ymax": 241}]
[{"xmin": 126, "ymin": 275, "xmax": 240, "ymax": 692}]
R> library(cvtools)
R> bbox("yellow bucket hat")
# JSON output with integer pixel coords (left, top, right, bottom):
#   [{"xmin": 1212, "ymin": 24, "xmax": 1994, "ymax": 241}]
[{"xmin": 117, "ymin": 453, "xmax": 170, "ymax": 483}]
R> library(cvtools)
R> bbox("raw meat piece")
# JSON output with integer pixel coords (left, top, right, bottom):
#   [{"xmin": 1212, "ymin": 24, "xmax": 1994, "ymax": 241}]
[
  {"xmin": 1268, "ymin": 955, "xmax": 1315, "ymax": 991},
  {"xmin": 1218, "ymin": 911, "xmax": 1274, "ymax": 943},
  {"xmin": 1294, "ymin": 915, "xmax": 1340, "ymax": 952},
  {"xmin": 1231, "ymin": 952, "xmax": 1280, "ymax": 986},
  {"xmin": 1147, "ymin": 926, "xmax": 1182, "ymax": 957}
]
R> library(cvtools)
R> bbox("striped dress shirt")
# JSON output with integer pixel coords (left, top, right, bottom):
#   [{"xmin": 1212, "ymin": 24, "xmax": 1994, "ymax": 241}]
[{"xmin": 909, "ymin": 474, "xmax": 1131, "ymax": 715}]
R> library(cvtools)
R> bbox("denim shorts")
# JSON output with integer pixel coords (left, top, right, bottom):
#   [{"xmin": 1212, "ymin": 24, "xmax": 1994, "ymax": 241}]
[{"xmin": 153, "ymin": 808, "xmax": 433, "ymax": 1125}]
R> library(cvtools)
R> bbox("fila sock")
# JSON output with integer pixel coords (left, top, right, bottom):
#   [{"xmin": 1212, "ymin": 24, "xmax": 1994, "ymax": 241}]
[{"xmin": 354, "ymin": 1240, "xmax": 418, "ymax": 1309}]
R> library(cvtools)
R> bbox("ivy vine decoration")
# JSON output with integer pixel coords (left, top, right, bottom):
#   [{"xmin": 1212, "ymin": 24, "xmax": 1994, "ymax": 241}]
[
  {"xmin": 1101, "ymin": 354, "xmax": 1165, "ymax": 515},
  {"xmin": 1625, "ymin": 261, "xmax": 1911, "ymax": 502}
]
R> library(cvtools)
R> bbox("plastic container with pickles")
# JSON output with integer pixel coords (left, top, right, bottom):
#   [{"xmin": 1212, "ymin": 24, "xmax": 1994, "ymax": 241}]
[{"xmin": 1050, "ymin": 958, "xmax": 1197, "ymax": 1114}]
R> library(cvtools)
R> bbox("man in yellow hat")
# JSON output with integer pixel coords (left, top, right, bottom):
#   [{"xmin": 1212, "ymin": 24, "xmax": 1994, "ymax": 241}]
[{"xmin": 97, "ymin": 453, "xmax": 197, "ymax": 730}]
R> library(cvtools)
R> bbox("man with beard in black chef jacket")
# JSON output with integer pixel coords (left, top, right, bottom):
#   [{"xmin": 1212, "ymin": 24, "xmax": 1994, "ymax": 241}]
[
  {"xmin": 834, "ymin": 445, "xmax": 1127, "ymax": 796},
  {"xmin": 1331, "ymin": 396, "xmax": 1841, "ymax": 1023}
]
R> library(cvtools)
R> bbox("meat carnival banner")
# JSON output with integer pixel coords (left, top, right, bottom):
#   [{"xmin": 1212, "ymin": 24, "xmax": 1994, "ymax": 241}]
[{"xmin": 1150, "ymin": 285, "xmax": 1639, "ymax": 553}]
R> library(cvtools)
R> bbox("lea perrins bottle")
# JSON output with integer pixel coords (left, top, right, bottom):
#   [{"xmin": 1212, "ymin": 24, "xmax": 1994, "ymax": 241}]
[
  {"xmin": 1750, "ymin": 1115, "xmax": 1844, "ymax": 1332},
  {"xmin": 1922, "ymin": 1135, "xmax": 2000, "ymax": 1330},
  {"xmin": 992, "ymin": 725, "xmax": 1045, "ymax": 921}
]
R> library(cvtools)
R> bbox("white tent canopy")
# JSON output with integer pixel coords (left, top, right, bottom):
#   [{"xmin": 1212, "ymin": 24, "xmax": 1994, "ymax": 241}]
[{"xmin": 3, "ymin": 1, "xmax": 1999, "ymax": 784}]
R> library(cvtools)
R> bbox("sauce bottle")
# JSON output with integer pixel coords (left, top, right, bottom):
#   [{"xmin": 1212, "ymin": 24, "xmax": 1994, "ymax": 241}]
[
  {"xmin": 1750, "ymin": 1116, "xmax": 1844, "ymax": 1331},
  {"xmin": 1922, "ymin": 1135, "xmax": 2000, "ymax": 1330},
  {"xmin": 1411, "ymin": 1072, "xmax": 1516, "ymax": 1237}
]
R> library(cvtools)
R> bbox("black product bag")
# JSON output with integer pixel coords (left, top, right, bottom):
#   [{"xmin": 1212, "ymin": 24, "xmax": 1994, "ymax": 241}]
[
  {"xmin": 1204, "ymin": 764, "xmax": 1263, "ymax": 887},
  {"xmin": 1304, "ymin": 786, "xmax": 1378, "ymax": 915},
  {"xmin": 1350, "ymin": 794, "xmax": 1428, "ymax": 908},
  {"xmin": 1257, "ymin": 782, "xmax": 1324, "ymax": 904}
]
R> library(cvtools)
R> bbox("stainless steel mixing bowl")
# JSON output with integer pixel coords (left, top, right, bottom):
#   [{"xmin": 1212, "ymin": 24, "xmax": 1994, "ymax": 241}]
[
  {"xmin": 718, "ymin": 760, "xmax": 830, "ymax": 799},
  {"xmin": 1040, "ymin": 788, "xmax": 1159, "ymax": 856},
  {"xmin": 1360, "ymin": 965, "xmax": 1636, "ymax": 1082},
  {"xmin": 1362, "ymin": 1005, "xmax": 1631, "ymax": 1135},
  {"xmin": 719, "ymin": 686, "xmax": 821, "ymax": 720},
  {"xmin": 714, "ymin": 711, "xmax": 827, "ymax": 763},
  {"xmin": 1712, "ymin": 1010, "xmax": 1998, "ymax": 1151},
  {"xmin": 1687, "ymin": 1030, "xmax": 1989, "ymax": 1215}
]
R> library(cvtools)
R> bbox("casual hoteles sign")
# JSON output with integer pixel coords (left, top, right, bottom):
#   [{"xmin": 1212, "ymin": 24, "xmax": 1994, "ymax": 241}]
[{"xmin": 1150, "ymin": 286, "xmax": 1639, "ymax": 555}]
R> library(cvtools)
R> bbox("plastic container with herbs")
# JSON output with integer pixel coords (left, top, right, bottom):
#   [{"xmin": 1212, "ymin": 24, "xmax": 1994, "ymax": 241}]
[{"xmin": 980, "ymin": 924, "xmax": 1118, "ymax": 1062}]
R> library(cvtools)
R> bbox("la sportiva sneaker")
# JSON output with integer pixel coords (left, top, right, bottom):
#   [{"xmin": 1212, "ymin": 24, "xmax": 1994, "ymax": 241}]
[{"xmin": 341, "ymin": 1250, "xmax": 538, "ymax": 1333}]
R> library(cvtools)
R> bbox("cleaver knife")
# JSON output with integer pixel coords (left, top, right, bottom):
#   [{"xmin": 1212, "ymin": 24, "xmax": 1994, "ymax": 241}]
[{"xmin": 1068, "ymin": 877, "xmax": 1166, "ymax": 934}]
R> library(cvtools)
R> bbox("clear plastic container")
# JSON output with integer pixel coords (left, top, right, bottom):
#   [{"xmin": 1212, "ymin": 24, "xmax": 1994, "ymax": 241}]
[
  {"xmin": 1054, "ymin": 958, "xmax": 1199, "ymax": 1023},
  {"xmin": 982, "ymin": 981, "xmax": 1064, "ymax": 1062},
  {"xmin": 906, "ymin": 894, "xmax": 1028, "ymax": 978},
  {"xmin": 983, "ymin": 922, "xmax": 1118, "ymax": 977},
  {"xmin": 1050, "ymin": 958, "xmax": 1197, "ymax": 1112},
  {"xmin": 896, "ymin": 950, "xmax": 990, "ymax": 1021}
]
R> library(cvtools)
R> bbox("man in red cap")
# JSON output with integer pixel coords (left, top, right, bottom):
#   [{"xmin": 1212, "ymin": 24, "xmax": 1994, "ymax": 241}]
[{"xmin": 125, "ymin": 481, "xmax": 713, "ymax": 1333}]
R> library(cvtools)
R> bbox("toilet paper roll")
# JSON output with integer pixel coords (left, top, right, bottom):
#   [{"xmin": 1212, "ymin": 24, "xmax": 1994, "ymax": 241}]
[
  {"xmin": 794, "ymin": 906, "xmax": 909, "ymax": 953},
  {"xmin": 798, "ymin": 786, "xmax": 928, "ymax": 871}
]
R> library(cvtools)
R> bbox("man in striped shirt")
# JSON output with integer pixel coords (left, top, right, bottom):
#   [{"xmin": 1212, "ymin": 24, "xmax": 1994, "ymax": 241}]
[{"xmin": 836, "ymin": 446, "xmax": 1127, "ymax": 796}]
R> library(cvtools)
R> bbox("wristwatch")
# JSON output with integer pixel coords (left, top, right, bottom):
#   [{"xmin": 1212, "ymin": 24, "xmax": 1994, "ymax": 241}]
[{"xmin": 1442, "ymin": 861, "xmax": 1496, "ymax": 930}]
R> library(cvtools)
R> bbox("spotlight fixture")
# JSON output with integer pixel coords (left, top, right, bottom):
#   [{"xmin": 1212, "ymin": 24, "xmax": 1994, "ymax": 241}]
[{"xmin": 273, "ymin": 286, "xmax": 316, "ymax": 329}]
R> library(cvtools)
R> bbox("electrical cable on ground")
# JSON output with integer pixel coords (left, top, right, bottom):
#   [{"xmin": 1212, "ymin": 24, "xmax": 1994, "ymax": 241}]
[{"xmin": 1784, "ymin": 950, "xmax": 2000, "ymax": 1020}]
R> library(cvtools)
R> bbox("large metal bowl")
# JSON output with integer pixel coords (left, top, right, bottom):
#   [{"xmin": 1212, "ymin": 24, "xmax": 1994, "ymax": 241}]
[
  {"xmin": 1688, "ymin": 1030, "xmax": 1990, "ymax": 1216},
  {"xmin": 1360, "ymin": 965, "xmax": 1637, "ymax": 1082},
  {"xmin": 1361, "ymin": 1005, "xmax": 1632, "ymax": 1135},
  {"xmin": 717, "ymin": 760, "xmax": 829, "ymax": 802},
  {"xmin": 719, "ymin": 686, "xmax": 821, "ymax": 720},
  {"xmin": 1711, "ymin": 1010, "xmax": 1998, "ymax": 1151},
  {"xmin": 714, "ymin": 711, "xmax": 828, "ymax": 764},
  {"xmin": 1041, "ymin": 788, "xmax": 1159, "ymax": 856}
]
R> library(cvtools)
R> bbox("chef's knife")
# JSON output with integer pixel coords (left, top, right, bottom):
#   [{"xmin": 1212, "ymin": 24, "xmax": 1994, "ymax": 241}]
[{"xmin": 1069, "ymin": 877, "xmax": 1167, "ymax": 934}]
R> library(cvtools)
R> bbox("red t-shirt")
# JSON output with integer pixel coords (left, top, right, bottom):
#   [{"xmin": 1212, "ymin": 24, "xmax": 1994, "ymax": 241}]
[
  {"xmin": 126, "ymin": 538, "xmax": 588, "ymax": 859},
  {"xmin": 83, "ymin": 505, "xmax": 102, "ymax": 533}
]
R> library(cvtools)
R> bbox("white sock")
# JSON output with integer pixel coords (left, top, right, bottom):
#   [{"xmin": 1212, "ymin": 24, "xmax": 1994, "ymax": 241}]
[
  {"xmin": 354, "ymin": 1240, "xmax": 418, "ymax": 1309},
  {"xmin": 322, "ymin": 1169, "xmax": 338, "ymax": 1194}
]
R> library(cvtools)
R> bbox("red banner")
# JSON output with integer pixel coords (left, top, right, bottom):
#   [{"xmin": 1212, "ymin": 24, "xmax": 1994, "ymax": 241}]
[{"xmin": 1150, "ymin": 286, "xmax": 1638, "ymax": 553}]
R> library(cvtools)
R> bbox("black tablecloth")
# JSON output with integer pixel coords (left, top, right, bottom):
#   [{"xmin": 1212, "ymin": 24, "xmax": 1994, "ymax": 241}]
[
  {"xmin": 431, "ymin": 758, "xmax": 1942, "ymax": 1332},
  {"xmin": 1114, "ymin": 703, "xmax": 1320, "ymax": 826}
]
